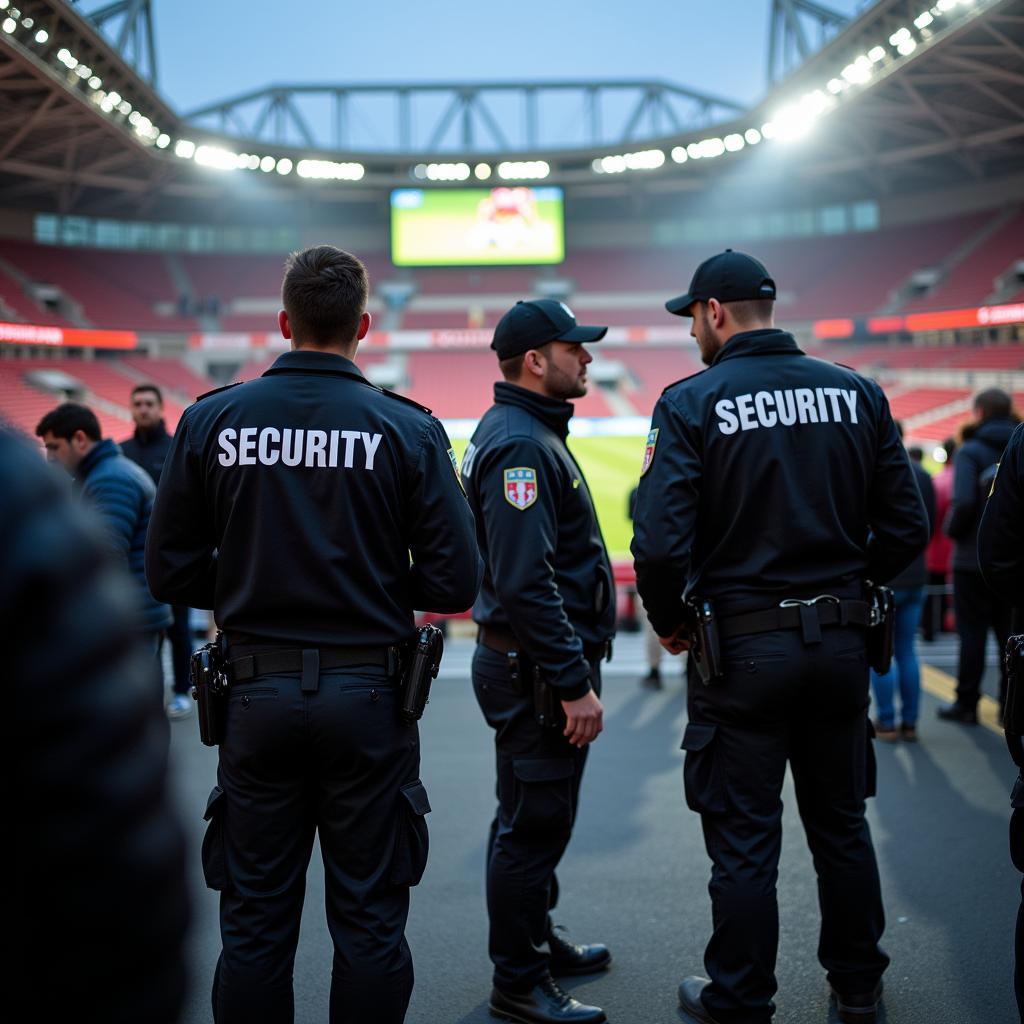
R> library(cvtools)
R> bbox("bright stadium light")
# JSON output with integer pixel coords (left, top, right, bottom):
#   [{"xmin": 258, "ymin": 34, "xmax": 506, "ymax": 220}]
[
  {"xmin": 744, "ymin": 128, "xmax": 762, "ymax": 145},
  {"xmin": 724, "ymin": 133, "xmax": 745, "ymax": 152},
  {"xmin": 497, "ymin": 160, "xmax": 550, "ymax": 180},
  {"xmin": 889, "ymin": 27, "xmax": 912, "ymax": 46},
  {"xmin": 474, "ymin": 162, "xmax": 491, "ymax": 180},
  {"xmin": 412, "ymin": 163, "xmax": 428, "ymax": 180},
  {"xmin": 34, "ymin": 29, "xmax": 48, "ymax": 44},
  {"xmin": 915, "ymin": 11, "xmax": 934, "ymax": 28},
  {"xmin": 0, "ymin": 1, "xmax": 9, "ymax": 9},
  {"xmin": 897, "ymin": 37, "xmax": 918, "ymax": 55},
  {"xmin": 174, "ymin": 139, "xmax": 196, "ymax": 159},
  {"xmin": 868, "ymin": 45, "xmax": 886, "ymax": 62},
  {"xmin": 670, "ymin": 146, "xmax": 688, "ymax": 163},
  {"xmin": 155, "ymin": 133, "xmax": 170, "ymax": 149},
  {"xmin": 276, "ymin": 157, "xmax": 293, "ymax": 175},
  {"xmin": 260, "ymin": 155, "xmax": 276, "ymax": 172},
  {"xmin": 2, "ymin": 18, "xmax": 15, "ymax": 33},
  {"xmin": 88, "ymin": 76, "xmax": 102, "ymax": 89},
  {"xmin": 426, "ymin": 162, "xmax": 470, "ymax": 181},
  {"xmin": 296, "ymin": 158, "xmax": 365, "ymax": 181},
  {"xmin": 194, "ymin": 145, "xmax": 243, "ymax": 170}
]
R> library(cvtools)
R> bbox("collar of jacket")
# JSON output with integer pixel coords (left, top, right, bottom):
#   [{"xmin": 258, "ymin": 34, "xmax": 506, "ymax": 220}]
[
  {"xmin": 133, "ymin": 420, "xmax": 169, "ymax": 445},
  {"xmin": 710, "ymin": 329, "xmax": 803, "ymax": 367},
  {"xmin": 493, "ymin": 381, "xmax": 574, "ymax": 439},
  {"xmin": 77, "ymin": 437, "xmax": 120, "ymax": 481},
  {"xmin": 264, "ymin": 349, "xmax": 366, "ymax": 378}
]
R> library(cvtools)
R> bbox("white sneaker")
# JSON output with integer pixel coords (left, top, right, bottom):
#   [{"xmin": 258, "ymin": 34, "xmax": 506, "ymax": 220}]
[{"xmin": 167, "ymin": 694, "xmax": 193, "ymax": 719}]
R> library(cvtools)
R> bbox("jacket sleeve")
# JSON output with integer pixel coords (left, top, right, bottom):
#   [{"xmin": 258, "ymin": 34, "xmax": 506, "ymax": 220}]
[
  {"xmin": 945, "ymin": 443, "xmax": 982, "ymax": 542},
  {"xmin": 85, "ymin": 472, "xmax": 140, "ymax": 562},
  {"xmin": 145, "ymin": 413, "xmax": 218, "ymax": 608},
  {"xmin": 978, "ymin": 424, "xmax": 1024, "ymax": 605},
  {"xmin": 7, "ymin": 435, "xmax": 188, "ymax": 1022},
  {"xmin": 406, "ymin": 418, "xmax": 484, "ymax": 613},
  {"xmin": 865, "ymin": 384, "xmax": 930, "ymax": 583},
  {"xmin": 474, "ymin": 436, "xmax": 592, "ymax": 699},
  {"xmin": 631, "ymin": 393, "xmax": 702, "ymax": 638}
]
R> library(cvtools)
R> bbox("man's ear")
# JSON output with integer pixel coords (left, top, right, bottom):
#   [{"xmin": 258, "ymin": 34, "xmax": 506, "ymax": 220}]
[
  {"xmin": 523, "ymin": 348, "xmax": 546, "ymax": 378},
  {"xmin": 278, "ymin": 309, "xmax": 292, "ymax": 343},
  {"xmin": 356, "ymin": 311, "xmax": 371, "ymax": 341},
  {"xmin": 708, "ymin": 297, "xmax": 726, "ymax": 329}
]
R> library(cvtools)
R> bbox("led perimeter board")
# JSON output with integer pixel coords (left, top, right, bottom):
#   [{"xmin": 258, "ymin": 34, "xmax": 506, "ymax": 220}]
[{"xmin": 390, "ymin": 186, "xmax": 565, "ymax": 266}]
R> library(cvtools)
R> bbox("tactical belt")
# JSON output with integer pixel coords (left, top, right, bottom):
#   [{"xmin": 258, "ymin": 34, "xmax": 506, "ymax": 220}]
[
  {"xmin": 229, "ymin": 645, "xmax": 399, "ymax": 683},
  {"xmin": 719, "ymin": 599, "xmax": 870, "ymax": 642},
  {"xmin": 478, "ymin": 625, "xmax": 610, "ymax": 664}
]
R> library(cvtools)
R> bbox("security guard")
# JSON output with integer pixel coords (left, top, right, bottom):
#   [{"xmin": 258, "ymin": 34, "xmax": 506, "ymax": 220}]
[
  {"xmin": 461, "ymin": 299, "xmax": 616, "ymax": 1024},
  {"xmin": 145, "ymin": 245, "xmax": 483, "ymax": 1024},
  {"xmin": 631, "ymin": 250, "xmax": 928, "ymax": 1024},
  {"xmin": 977, "ymin": 421, "xmax": 1024, "ymax": 1019}
]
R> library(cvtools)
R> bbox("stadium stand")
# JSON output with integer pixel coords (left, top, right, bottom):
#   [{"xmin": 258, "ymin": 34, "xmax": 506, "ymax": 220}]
[
  {"xmin": 119, "ymin": 355, "xmax": 215, "ymax": 400},
  {"xmin": 0, "ymin": 266, "xmax": 69, "ymax": 325}
]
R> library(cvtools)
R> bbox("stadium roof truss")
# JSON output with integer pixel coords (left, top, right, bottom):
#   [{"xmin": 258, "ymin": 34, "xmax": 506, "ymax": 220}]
[{"xmin": 0, "ymin": 0, "xmax": 1022, "ymax": 216}]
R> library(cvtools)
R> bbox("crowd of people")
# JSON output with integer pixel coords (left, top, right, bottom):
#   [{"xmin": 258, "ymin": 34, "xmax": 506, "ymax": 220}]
[{"xmin": 9, "ymin": 244, "xmax": 1023, "ymax": 1024}]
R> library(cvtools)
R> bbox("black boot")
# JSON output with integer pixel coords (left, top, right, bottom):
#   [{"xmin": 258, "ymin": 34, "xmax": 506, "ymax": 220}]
[
  {"xmin": 677, "ymin": 976, "xmax": 722, "ymax": 1024},
  {"xmin": 831, "ymin": 981, "xmax": 883, "ymax": 1023},
  {"xmin": 547, "ymin": 924, "xmax": 611, "ymax": 976},
  {"xmin": 937, "ymin": 702, "xmax": 978, "ymax": 724},
  {"xmin": 490, "ymin": 974, "xmax": 606, "ymax": 1023}
]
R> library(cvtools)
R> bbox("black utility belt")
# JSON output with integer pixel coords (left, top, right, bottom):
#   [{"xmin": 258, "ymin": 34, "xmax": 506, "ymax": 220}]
[
  {"xmin": 719, "ymin": 598, "xmax": 871, "ymax": 641},
  {"xmin": 229, "ymin": 645, "xmax": 400, "ymax": 683},
  {"xmin": 477, "ymin": 625, "xmax": 611, "ymax": 665}
]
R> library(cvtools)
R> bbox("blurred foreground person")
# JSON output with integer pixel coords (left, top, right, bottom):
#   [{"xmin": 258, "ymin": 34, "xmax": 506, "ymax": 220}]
[
  {"xmin": 941, "ymin": 388, "xmax": 1018, "ymax": 723},
  {"xmin": 147, "ymin": 245, "xmax": 482, "ymax": 1024},
  {"xmin": 36, "ymin": 402, "xmax": 172, "ymax": 673},
  {"xmin": 632, "ymin": 250, "xmax": 928, "ymax": 1024},
  {"xmin": 121, "ymin": 383, "xmax": 195, "ymax": 719},
  {"xmin": 923, "ymin": 437, "xmax": 955, "ymax": 640},
  {"xmin": 8, "ymin": 426, "xmax": 188, "ymax": 1022},
  {"xmin": 977, "ymin": 421, "xmax": 1024, "ymax": 1019},
  {"xmin": 629, "ymin": 483, "xmax": 664, "ymax": 689},
  {"xmin": 870, "ymin": 425, "xmax": 935, "ymax": 742},
  {"xmin": 462, "ymin": 299, "xmax": 615, "ymax": 1024}
]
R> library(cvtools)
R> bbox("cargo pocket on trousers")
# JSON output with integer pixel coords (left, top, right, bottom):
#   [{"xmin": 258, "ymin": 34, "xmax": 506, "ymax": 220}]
[
  {"xmin": 390, "ymin": 779, "xmax": 431, "ymax": 888},
  {"xmin": 511, "ymin": 758, "xmax": 575, "ymax": 835},
  {"xmin": 681, "ymin": 723, "xmax": 727, "ymax": 815},
  {"xmin": 201, "ymin": 785, "xmax": 227, "ymax": 891}
]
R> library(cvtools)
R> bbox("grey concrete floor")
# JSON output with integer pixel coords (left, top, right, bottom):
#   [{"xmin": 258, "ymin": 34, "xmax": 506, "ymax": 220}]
[{"xmin": 168, "ymin": 634, "xmax": 1019, "ymax": 1023}]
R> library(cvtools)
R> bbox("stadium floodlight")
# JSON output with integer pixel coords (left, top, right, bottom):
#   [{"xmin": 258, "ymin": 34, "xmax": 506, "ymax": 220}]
[
  {"xmin": 174, "ymin": 139, "xmax": 196, "ymax": 159},
  {"xmin": 296, "ymin": 158, "xmax": 365, "ymax": 181},
  {"xmin": 868, "ymin": 46, "xmax": 886, "ymax": 63},
  {"xmin": 695, "ymin": 138, "xmax": 725, "ymax": 159},
  {"xmin": 34, "ymin": 29, "xmax": 47, "ymax": 44},
  {"xmin": 155, "ymin": 133, "xmax": 170, "ymax": 149},
  {"xmin": 670, "ymin": 146, "xmax": 688, "ymax": 163},
  {"xmin": 724, "ymin": 133, "xmax": 745, "ymax": 153},
  {"xmin": 897, "ymin": 37, "xmax": 917, "ymax": 55},
  {"xmin": 937, "ymin": 0, "xmax": 956, "ymax": 10},
  {"xmin": 23, "ymin": 17, "xmax": 34, "ymax": 29},
  {"xmin": 497, "ymin": 160, "xmax": 550, "ymax": 180},
  {"xmin": 915, "ymin": 11, "xmax": 934, "ymax": 28},
  {"xmin": 827, "ymin": 78, "xmax": 845, "ymax": 94},
  {"xmin": 260, "ymin": 155, "xmax": 276, "ymax": 172},
  {"xmin": 0, "ymin": 1, "xmax": 9, "ymax": 9},
  {"xmin": 593, "ymin": 149, "xmax": 664, "ymax": 173},
  {"xmin": 474, "ymin": 162, "xmax": 492, "ymax": 180},
  {"xmin": 2, "ymin": 18, "xmax": 15, "ymax": 33},
  {"xmin": 194, "ymin": 145, "xmax": 243, "ymax": 171},
  {"xmin": 889, "ymin": 26, "xmax": 912, "ymax": 46},
  {"xmin": 88, "ymin": 76, "xmax": 101, "ymax": 89},
  {"xmin": 412, "ymin": 163, "xmax": 428, "ymax": 180},
  {"xmin": 744, "ymin": 128, "xmax": 762, "ymax": 145},
  {"xmin": 118, "ymin": 101, "xmax": 132, "ymax": 116},
  {"xmin": 426, "ymin": 162, "xmax": 471, "ymax": 181},
  {"xmin": 276, "ymin": 157, "xmax": 294, "ymax": 175}
]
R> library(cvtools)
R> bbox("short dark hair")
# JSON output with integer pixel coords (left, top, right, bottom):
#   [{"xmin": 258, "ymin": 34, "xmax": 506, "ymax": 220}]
[
  {"xmin": 131, "ymin": 382, "xmax": 163, "ymax": 404},
  {"xmin": 498, "ymin": 342, "xmax": 551, "ymax": 382},
  {"xmin": 282, "ymin": 245, "xmax": 368, "ymax": 346},
  {"xmin": 908, "ymin": 446, "xmax": 924, "ymax": 463},
  {"xmin": 942, "ymin": 437, "xmax": 957, "ymax": 461},
  {"xmin": 973, "ymin": 387, "xmax": 1011, "ymax": 421},
  {"xmin": 35, "ymin": 402, "xmax": 102, "ymax": 442},
  {"xmin": 725, "ymin": 298, "xmax": 775, "ymax": 326}
]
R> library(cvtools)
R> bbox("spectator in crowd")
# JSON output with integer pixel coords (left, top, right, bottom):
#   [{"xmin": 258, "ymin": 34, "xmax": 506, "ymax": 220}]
[
  {"xmin": 35, "ymin": 402, "xmax": 172, "ymax": 673},
  {"xmin": 871, "ymin": 424, "xmax": 936, "ymax": 742},
  {"xmin": 976, "ymin": 420, "xmax": 1024, "ymax": 1018},
  {"xmin": 629, "ymin": 483, "xmax": 664, "ymax": 689},
  {"xmin": 940, "ymin": 389, "xmax": 1019, "ymax": 724},
  {"xmin": 923, "ymin": 438, "xmax": 955, "ymax": 642},
  {"xmin": 120, "ymin": 383, "xmax": 194, "ymax": 719},
  {"xmin": 7, "ymin": 426, "xmax": 188, "ymax": 1023}
]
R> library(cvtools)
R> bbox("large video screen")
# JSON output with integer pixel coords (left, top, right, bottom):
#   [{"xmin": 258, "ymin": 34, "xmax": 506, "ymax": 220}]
[{"xmin": 390, "ymin": 186, "xmax": 565, "ymax": 266}]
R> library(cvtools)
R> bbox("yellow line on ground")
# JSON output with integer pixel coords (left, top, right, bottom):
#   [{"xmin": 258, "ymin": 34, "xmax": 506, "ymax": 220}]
[{"xmin": 921, "ymin": 663, "xmax": 1004, "ymax": 735}]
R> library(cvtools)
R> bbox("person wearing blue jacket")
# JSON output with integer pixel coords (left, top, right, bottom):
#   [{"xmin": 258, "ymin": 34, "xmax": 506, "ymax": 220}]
[{"xmin": 36, "ymin": 402, "xmax": 172, "ymax": 669}]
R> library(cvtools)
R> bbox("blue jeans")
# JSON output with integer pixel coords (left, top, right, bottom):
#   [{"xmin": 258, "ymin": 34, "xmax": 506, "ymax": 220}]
[{"xmin": 870, "ymin": 586, "xmax": 926, "ymax": 729}]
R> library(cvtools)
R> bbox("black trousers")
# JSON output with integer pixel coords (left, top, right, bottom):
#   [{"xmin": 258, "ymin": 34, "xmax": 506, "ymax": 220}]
[
  {"xmin": 1011, "ymin": 775, "xmax": 1023, "ymax": 1021},
  {"xmin": 472, "ymin": 644, "xmax": 599, "ymax": 992},
  {"xmin": 684, "ymin": 626, "xmax": 889, "ymax": 1024},
  {"xmin": 166, "ymin": 604, "xmax": 193, "ymax": 695},
  {"xmin": 203, "ymin": 663, "xmax": 429, "ymax": 1024},
  {"xmin": 953, "ymin": 569, "xmax": 1012, "ymax": 712}
]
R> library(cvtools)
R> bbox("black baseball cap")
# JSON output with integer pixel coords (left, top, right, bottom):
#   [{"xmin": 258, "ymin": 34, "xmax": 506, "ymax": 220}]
[
  {"xmin": 491, "ymin": 299, "xmax": 608, "ymax": 359},
  {"xmin": 665, "ymin": 249, "xmax": 777, "ymax": 317}
]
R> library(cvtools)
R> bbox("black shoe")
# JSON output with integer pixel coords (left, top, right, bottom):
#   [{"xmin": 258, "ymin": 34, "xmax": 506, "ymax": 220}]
[
  {"xmin": 490, "ymin": 974, "xmax": 606, "ymax": 1023},
  {"xmin": 548, "ymin": 925, "xmax": 611, "ymax": 976},
  {"xmin": 640, "ymin": 668, "xmax": 663, "ymax": 690},
  {"xmin": 677, "ymin": 976, "xmax": 722, "ymax": 1024},
  {"xmin": 831, "ymin": 981, "xmax": 883, "ymax": 1023},
  {"xmin": 937, "ymin": 702, "xmax": 978, "ymax": 725}
]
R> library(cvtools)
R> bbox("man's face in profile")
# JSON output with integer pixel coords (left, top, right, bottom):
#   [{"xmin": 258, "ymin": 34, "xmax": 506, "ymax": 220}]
[
  {"xmin": 132, "ymin": 390, "xmax": 163, "ymax": 429},
  {"xmin": 41, "ymin": 431, "xmax": 85, "ymax": 474}
]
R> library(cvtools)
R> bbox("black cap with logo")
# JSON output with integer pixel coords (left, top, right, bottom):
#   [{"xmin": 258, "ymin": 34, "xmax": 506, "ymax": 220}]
[
  {"xmin": 491, "ymin": 299, "xmax": 608, "ymax": 359},
  {"xmin": 665, "ymin": 249, "xmax": 777, "ymax": 317}
]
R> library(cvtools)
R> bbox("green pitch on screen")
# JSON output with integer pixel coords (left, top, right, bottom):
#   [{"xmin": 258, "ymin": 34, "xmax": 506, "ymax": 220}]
[
  {"xmin": 451, "ymin": 435, "xmax": 644, "ymax": 559},
  {"xmin": 391, "ymin": 187, "xmax": 565, "ymax": 266}
]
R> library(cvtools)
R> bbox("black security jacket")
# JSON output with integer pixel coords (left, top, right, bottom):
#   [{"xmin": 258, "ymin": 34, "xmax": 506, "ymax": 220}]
[
  {"xmin": 146, "ymin": 349, "xmax": 483, "ymax": 647},
  {"xmin": 461, "ymin": 382, "xmax": 616, "ymax": 700},
  {"xmin": 978, "ymin": 421, "xmax": 1024, "ymax": 607},
  {"xmin": 632, "ymin": 330, "xmax": 929, "ymax": 637},
  {"xmin": 120, "ymin": 421, "xmax": 173, "ymax": 485}
]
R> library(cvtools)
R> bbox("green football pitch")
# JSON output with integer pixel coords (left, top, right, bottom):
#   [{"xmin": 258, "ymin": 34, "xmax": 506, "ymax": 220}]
[{"xmin": 451, "ymin": 435, "xmax": 644, "ymax": 559}]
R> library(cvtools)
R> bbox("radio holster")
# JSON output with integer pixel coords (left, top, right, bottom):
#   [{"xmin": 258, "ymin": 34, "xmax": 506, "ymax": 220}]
[
  {"xmin": 399, "ymin": 624, "xmax": 444, "ymax": 723},
  {"xmin": 191, "ymin": 631, "xmax": 229, "ymax": 747},
  {"xmin": 866, "ymin": 584, "xmax": 895, "ymax": 675},
  {"xmin": 686, "ymin": 596, "xmax": 724, "ymax": 685}
]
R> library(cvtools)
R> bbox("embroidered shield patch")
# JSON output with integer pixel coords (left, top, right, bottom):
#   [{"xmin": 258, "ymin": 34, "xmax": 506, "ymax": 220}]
[
  {"xmin": 503, "ymin": 467, "xmax": 538, "ymax": 510},
  {"xmin": 640, "ymin": 428, "xmax": 659, "ymax": 476}
]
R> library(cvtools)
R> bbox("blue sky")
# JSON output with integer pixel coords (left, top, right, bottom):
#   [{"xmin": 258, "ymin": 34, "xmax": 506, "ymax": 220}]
[{"xmin": 81, "ymin": 0, "xmax": 866, "ymax": 119}]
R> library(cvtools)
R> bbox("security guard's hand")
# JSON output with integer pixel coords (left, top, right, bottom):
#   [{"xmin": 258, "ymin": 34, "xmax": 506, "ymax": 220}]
[
  {"xmin": 659, "ymin": 624, "xmax": 692, "ymax": 656},
  {"xmin": 561, "ymin": 690, "xmax": 604, "ymax": 747}
]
